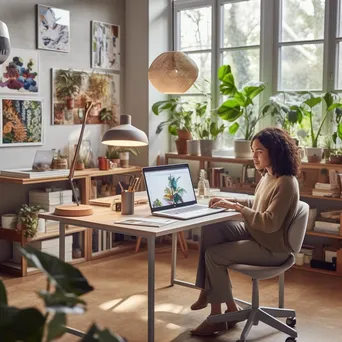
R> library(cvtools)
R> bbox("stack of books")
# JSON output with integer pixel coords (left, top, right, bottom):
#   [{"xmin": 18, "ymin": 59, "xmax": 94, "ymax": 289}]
[
  {"xmin": 29, "ymin": 189, "xmax": 73, "ymax": 232},
  {"xmin": 313, "ymin": 220, "xmax": 340, "ymax": 235},
  {"xmin": 312, "ymin": 182, "xmax": 340, "ymax": 198}
]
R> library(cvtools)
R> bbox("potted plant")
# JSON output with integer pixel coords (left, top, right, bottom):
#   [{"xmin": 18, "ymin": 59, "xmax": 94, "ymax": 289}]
[
  {"xmin": 217, "ymin": 65, "xmax": 267, "ymax": 158},
  {"xmin": 55, "ymin": 69, "xmax": 88, "ymax": 110},
  {"xmin": 106, "ymin": 147, "xmax": 121, "ymax": 167},
  {"xmin": 17, "ymin": 204, "xmax": 43, "ymax": 238},
  {"xmin": 152, "ymin": 97, "xmax": 193, "ymax": 154},
  {"xmin": 115, "ymin": 147, "xmax": 139, "ymax": 168},
  {"xmin": 193, "ymin": 106, "xmax": 225, "ymax": 156}
]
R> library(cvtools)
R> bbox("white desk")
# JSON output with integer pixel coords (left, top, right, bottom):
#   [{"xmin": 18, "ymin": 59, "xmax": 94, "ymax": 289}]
[{"xmin": 40, "ymin": 204, "xmax": 241, "ymax": 342}]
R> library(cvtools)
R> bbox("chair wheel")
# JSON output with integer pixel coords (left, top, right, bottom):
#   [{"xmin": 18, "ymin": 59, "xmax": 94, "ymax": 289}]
[
  {"xmin": 285, "ymin": 338, "xmax": 296, "ymax": 342},
  {"xmin": 286, "ymin": 317, "xmax": 296, "ymax": 328}
]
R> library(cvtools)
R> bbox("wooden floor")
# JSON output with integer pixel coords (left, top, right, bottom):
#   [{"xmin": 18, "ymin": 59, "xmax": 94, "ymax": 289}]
[{"xmin": 3, "ymin": 246, "xmax": 342, "ymax": 342}]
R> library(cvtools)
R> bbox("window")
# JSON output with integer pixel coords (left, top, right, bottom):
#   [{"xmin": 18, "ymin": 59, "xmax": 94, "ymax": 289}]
[{"xmin": 173, "ymin": 0, "xmax": 341, "ymax": 144}]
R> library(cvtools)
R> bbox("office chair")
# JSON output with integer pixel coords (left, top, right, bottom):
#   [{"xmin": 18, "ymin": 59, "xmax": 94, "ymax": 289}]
[{"xmin": 207, "ymin": 201, "xmax": 309, "ymax": 342}]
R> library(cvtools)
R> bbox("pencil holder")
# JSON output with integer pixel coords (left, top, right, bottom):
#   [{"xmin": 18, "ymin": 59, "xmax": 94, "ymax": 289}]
[{"xmin": 121, "ymin": 191, "xmax": 134, "ymax": 215}]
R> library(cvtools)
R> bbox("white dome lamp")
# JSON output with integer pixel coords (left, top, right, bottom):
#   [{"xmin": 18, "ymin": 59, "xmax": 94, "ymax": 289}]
[{"xmin": 0, "ymin": 20, "xmax": 10, "ymax": 65}]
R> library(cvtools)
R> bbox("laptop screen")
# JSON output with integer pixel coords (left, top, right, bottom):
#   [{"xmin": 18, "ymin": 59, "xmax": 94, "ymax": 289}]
[{"xmin": 143, "ymin": 164, "xmax": 197, "ymax": 212}]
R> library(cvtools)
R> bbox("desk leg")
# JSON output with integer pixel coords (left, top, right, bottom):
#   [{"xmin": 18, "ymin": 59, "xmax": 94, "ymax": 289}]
[
  {"xmin": 147, "ymin": 236, "xmax": 155, "ymax": 342},
  {"xmin": 59, "ymin": 222, "xmax": 65, "ymax": 261},
  {"xmin": 171, "ymin": 233, "xmax": 177, "ymax": 286}
]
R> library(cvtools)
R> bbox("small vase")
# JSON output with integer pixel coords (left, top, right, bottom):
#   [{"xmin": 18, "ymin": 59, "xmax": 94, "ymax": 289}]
[
  {"xmin": 187, "ymin": 140, "xmax": 200, "ymax": 156},
  {"xmin": 120, "ymin": 152, "xmax": 129, "ymax": 168}
]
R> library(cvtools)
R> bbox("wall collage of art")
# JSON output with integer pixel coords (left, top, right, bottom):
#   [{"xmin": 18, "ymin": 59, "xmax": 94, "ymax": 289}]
[{"xmin": 0, "ymin": 4, "xmax": 120, "ymax": 147}]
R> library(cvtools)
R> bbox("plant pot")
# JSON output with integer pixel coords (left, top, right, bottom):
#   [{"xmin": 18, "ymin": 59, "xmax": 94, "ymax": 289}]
[
  {"xmin": 1, "ymin": 214, "xmax": 17, "ymax": 229},
  {"xmin": 177, "ymin": 129, "xmax": 192, "ymax": 140},
  {"xmin": 234, "ymin": 140, "xmax": 252, "ymax": 158},
  {"xmin": 119, "ymin": 152, "xmax": 129, "ymax": 168},
  {"xmin": 75, "ymin": 161, "xmax": 85, "ymax": 170},
  {"xmin": 329, "ymin": 155, "xmax": 340, "ymax": 164},
  {"xmin": 66, "ymin": 98, "xmax": 74, "ymax": 110},
  {"xmin": 305, "ymin": 147, "xmax": 323, "ymax": 163},
  {"xmin": 175, "ymin": 139, "xmax": 188, "ymax": 154},
  {"xmin": 200, "ymin": 140, "xmax": 217, "ymax": 157},
  {"xmin": 187, "ymin": 140, "xmax": 200, "ymax": 156}
]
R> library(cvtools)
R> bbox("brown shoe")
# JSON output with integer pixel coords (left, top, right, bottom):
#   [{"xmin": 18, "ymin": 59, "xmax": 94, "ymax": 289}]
[
  {"xmin": 190, "ymin": 320, "xmax": 227, "ymax": 336},
  {"xmin": 225, "ymin": 305, "xmax": 244, "ymax": 328},
  {"xmin": 190, "ymin": 290, "xmax": 208, "ymax": 310}
]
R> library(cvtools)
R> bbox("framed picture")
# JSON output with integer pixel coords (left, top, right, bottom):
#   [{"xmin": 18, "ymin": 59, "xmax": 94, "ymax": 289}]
[
  {"xmin": 91, "ymin": 20, "xmax": 120, "ymax": 70},
  {"xmin": 0, "ymin": 48, "xmax": 39, "ymax": 95},
  {"xmin": 51, "ymin": 68, "xmax": 120, "ymax": 125},
  {"xmin": 0, "ymin": 97, "xmax": 44, "ymax": 147},
  {"xmin": 37, "ymin": 4, "xmax": 70, "ymax": 53}
]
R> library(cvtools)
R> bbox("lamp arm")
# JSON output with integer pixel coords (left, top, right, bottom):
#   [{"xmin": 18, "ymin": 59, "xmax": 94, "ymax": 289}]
[{"xmin": 68, "ymin": 101, "xmax": 93, "ymax": 206}]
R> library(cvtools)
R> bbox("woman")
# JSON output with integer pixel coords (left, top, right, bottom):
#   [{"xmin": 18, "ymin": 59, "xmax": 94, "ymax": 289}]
[{"xmin": 190, "ymin": 127, "xmax": 301, "ymax": 336}]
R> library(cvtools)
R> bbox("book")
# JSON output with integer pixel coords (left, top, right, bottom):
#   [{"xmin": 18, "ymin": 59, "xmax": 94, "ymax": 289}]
[{"xmin": 0, "ymin": 168, "xmax": 70, "ymax": 179}]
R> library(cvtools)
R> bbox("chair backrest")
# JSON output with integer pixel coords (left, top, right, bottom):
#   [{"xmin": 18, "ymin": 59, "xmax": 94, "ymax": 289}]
[{"xmin": 287, "ymin": 201, "xmax": 309, "ymax": 253}]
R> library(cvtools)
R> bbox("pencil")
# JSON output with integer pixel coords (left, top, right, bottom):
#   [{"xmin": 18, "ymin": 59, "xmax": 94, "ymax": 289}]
[{"xmin": 118, "ymin": 181, "xmax": 125, "ymax": 192}]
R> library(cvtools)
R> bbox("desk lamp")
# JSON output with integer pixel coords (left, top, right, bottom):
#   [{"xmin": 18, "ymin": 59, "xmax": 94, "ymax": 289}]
[{"xmin": 54, "ymin": 102, "xmax": 94, "ymax": 217}]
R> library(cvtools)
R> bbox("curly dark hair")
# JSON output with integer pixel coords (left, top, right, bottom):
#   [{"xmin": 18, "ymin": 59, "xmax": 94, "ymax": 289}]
[{"xmin": 251, "ymin": 127, "xmax": 301, "ymax": 177}]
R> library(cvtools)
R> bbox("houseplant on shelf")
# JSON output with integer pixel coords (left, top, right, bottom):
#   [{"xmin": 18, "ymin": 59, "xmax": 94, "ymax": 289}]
[
  {"xmin": 193, "ymin": 103, "xmax": 225, "ymax": 156},
  {"xmin": 217, "ymin": 65, "xmax": 267, "ymax": 158},
  {"xmin": 106, "ymin": 147, "xmax": 121, "ymax": 167},
  {"xmin": 152, "ymin": 97, "xmax": 194, "ymax": 154},
  {"xmin": 17, "ymin": 204, "xmax": 43, "ymax": 238}
]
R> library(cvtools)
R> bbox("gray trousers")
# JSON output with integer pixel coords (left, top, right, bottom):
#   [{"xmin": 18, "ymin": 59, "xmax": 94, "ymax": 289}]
[{"xmin": 195, "ymin": 220, "xmax": 289, "ymax": 304}]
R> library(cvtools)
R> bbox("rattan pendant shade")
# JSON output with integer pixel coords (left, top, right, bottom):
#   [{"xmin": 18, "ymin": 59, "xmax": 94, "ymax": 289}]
[{"xmin": 148, "ymin": 51, "xmax": 199, "ymax": 94}]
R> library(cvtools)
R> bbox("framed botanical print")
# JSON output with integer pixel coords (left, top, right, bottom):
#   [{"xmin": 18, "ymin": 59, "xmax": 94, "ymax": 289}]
[
  {"xmin": 0, "ymin": 97, "xmax": 44, "ymax": 146},
  {"xmin": 91, "ymin": 20, "xmax": 120, "ymax": 70},
  {"xmin": 37, "ymin": 4, "xmax": 70, "ymax": 53}
]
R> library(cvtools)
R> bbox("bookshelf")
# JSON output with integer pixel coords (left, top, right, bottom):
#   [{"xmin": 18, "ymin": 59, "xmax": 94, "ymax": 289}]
[
  {"xmin": 0, "ymin": 166, "xmax": 142, "ymax": 276},
  {"xmin": 165, "ymin": 153, "xmax": 342, "ymax": 277}
]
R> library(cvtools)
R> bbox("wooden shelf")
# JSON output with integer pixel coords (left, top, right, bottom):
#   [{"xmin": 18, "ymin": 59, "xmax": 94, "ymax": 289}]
[
  {"xmin": 0, "ymin": 226, "xmax": 87, "ymax": 243},
  {"xmin": 306, "ymin": 231, "xmax": 342, "ymax": 239},
  {"xmin": 0, "ymin": 166, "xmax": 142, "ymax": 185},
  {"xmin": 292, "ymin": 264, "xmax": 341, "ymax": 277},
  {"xmin": 165, "ymin": 153, "xmax": 342, "ymax": 170}
]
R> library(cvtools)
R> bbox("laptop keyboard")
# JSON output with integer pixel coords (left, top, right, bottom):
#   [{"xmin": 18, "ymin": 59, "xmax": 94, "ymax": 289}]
[{"xmin": 167, "ymin": 204, "xmax": 207, "ymax": 215}]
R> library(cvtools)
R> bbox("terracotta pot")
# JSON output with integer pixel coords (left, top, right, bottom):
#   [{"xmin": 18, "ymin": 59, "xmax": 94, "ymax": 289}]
[
  {"xmin": 75, "ymin": 161, "xmax": 85, "ymax": 170},
  {"xmin": 98, "ymin": 157, "xmax": 110, "ymax": 170},
  {"xmin": 66, "ymin": 98, "xmax": 74, "ymax": 110},
  {"xmin": 175, "ymin": 139, "xmax": 188, "ymax": 154},
  {"xmin": 177, "ymin": 129, "xmax": 192, "ymax": 140}
]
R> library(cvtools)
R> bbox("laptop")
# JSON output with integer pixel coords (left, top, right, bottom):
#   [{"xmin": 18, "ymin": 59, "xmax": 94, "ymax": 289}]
[{"xmin": 143, "ymin": 163, "xmax": 226, "ymax": 220}]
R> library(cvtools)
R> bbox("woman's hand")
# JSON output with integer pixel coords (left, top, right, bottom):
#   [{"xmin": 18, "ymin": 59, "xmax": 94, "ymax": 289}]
[
  {"xmin": 208, "ymin": 197, "xmax": 236, "ymax": 208},
  {"xmin": 209, "ymin": 198, "xmax": 244, "ymax": 212}
]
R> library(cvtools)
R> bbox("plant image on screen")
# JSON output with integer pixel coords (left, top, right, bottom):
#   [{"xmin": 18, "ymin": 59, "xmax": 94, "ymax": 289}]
[
  {"xmin": 153, "ymin": 198, "xmax": 162, "ymax": 208},
  {"xmin": 163, "ymin": 175, "xmax": 187, "ymax": 205}
]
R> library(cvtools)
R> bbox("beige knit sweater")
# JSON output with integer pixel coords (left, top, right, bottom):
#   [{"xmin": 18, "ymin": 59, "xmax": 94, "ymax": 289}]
[{"xmin": 240, "ymin": 173, "xmax": 299, "ymax": 253}]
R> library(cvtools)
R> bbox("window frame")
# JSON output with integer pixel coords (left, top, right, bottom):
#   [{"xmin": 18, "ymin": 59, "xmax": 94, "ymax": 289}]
[{"xmin": 173, "ymin": 0, "xmax": 340, "ymax": 132}]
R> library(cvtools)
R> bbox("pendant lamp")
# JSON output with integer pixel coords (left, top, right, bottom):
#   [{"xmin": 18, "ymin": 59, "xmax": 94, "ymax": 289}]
[
  {"xmin": 148, "ymin": 52, "xmax": 199, "ymax": 94},
  {"xmin": 148, "ymin": 1, "xmax": 198, "ymax": 94},
  {"xmin": 102, "ymin": 114, "xmax": 148, "ymax": 147},
  {"xmin": 0, "ymin": 20, "xmax": 10, "ymax": 65}
]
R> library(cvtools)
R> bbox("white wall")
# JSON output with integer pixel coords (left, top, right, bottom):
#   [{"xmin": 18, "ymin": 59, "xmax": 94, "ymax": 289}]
[
  {"xmin": 0, "ymin": 0, "xmax": 125, "ymax": 170},
  {"xmin": 125, "ymin": 0, "xmax": 170, "ymax": 167}
]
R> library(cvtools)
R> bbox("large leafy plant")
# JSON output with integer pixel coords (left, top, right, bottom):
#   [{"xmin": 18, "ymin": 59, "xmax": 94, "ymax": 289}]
[
  {"xmin": 217, "ymin": 65, "xmax": 267, "ymax": 140},
  {"xmin": 0, "ymin": 246, "xmax": 126, "ymax": 342},
  {"xmin": 263, "ymin": 91, "xmax": 342, "ymax": 147},
  {"xmin": 152, "ymin": 97, "xmax": 193, "ymax": 135}
]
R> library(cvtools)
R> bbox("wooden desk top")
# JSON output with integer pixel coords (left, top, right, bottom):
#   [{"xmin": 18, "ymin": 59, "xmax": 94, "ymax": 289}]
[{"xmin": 39, "ymin": 204, "xmax": 241, "ymax": 238}]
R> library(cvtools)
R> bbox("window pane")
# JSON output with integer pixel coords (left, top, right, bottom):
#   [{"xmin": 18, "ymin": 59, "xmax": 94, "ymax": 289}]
[
  {"xmin": 187, "ymin": 52, "xmax": 211, "ymax": 94},
  {"xmin": 222, "ymin": 0, "xmax": 260, "ymax": 48},
  {"xmin": 180, "ymin": 7, "xmax": 211, "ymax": 51},
  {"xmin": 222, "ymin": 49, "xmax": 260, "ymax": 88},
  {"xmin": 337, "ymin": 42, "xmax": 342, "ymax": 89},
  {"xmin": 281, "ymin": 0, "xmax": 325, "ymax": 42},
  {"xmin": 279, "ymin": 44, "xmax": 323, "ymax": 90}
]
